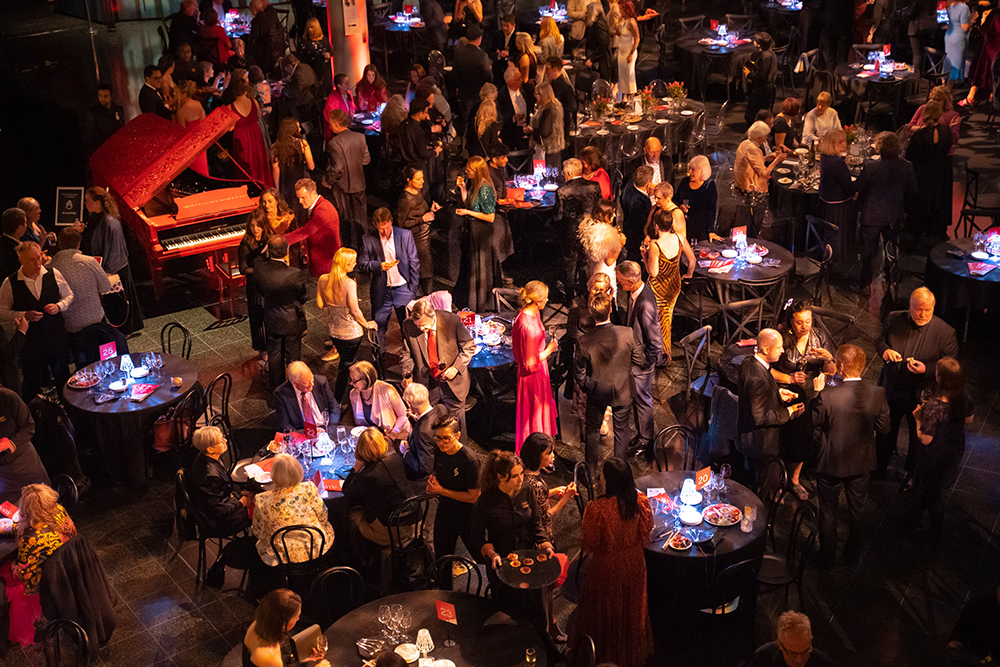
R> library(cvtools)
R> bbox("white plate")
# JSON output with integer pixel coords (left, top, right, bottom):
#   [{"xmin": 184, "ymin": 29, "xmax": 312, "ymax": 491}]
[
  {"xmin": 433, "ymin": 661, "xmax": 456, "ymax": 667},
  {"xmin": 863, "ymin": 64, "xmax": 876, "ymax": 70},
  {"xmin": 564, "ymin": 64, "xmax": 573, "ymax": 70},
  {"xmin": 971, "ymin": 251, "xmax": 989, "ymax": 260},
  {"xmin": 362, "ymin": 119, "xmax": 374, "ymax": 125},
  {"xmin": 794, "ymin": 147, "xmax": 809, "ymax": 155},
  {"xmin": 627, "ymin": 124, "xmax": 640, "ymax": 130},
  {"xmin": 395, "ymin": 644, "xmax": 419, "ymax": 663},
  {"xmin": 131, "ymin": 367, "xmax": 149, "ymax": 378},
  {"xmin": 656, "ymin": 118, "xmax": 668, "ymax": 124},
  {"xmin": 544, "ymin": 183, "xmax": 558, "ymax": 191},
  {"xmin": 596, "ymin": 129, "xmax": 610, "ymax": 135},
  {"xmin": 870, "ymin": 155, "xmax": 880, "ymax": 160},
  {"xmin": 353, "ymin": 113, "xmax": 365, "ymax": 120},
  {"xmin": 778, "ymin": 177, "xmax": 792, "ymax": 184},
  {"xmin": 679, "ymin": 506, "xmax": 703, "ymax": 525},
  {"xmin": 747, "ymin": 255, "xmax": 762, "ymax": 264},
  {"xmin": 776, "ymin": 167, "xmax": 790, "ymax": 173},
  {"xmin": 681, "ymin": 109, "xmax": 695, "ymax": 116},
  {"xmin": 721, "ymin": 249, "xmax": 738, "ymax": 258},
  {"xmin": 109, "ymin": 381, "xmax": 126, "ymax": 392}
]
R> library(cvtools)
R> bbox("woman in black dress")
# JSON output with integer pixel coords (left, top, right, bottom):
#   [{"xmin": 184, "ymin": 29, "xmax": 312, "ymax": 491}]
[
  {"xmin": 296, "ymin": 17, "xmax": 332, "ymax": 91},
  {"xmin": 905, "ymin": 100, "xmax": 953, "ymax": 239},
  {"xmin": 454, "ymin": 156, "xmax": 499, "ymax": 312},
  {"xmin": 270, "ymin": 118, "xmax": 314, "ymax": 208},
  {"xmin": 771, "ymin": 97, "xmax": 801, "ymax": 150},
  {"xmin": 469, "ymin": 99, "xmax": 504, "ymax": 159},
  {"xmin": 817, "ymin": 129, "xmax": 856, "ymax": 255},
  {"xmin": 80, "ymin": 186, "xmax": 144, "ymax": 334},
  {"xmin": 238, "ymin": 211, "xmax": 270, "ymax": 361},
  {"xmin": 672, "ymin": 155, "xmax": 719, "ymax": 242},
  {"xmin": 743, "ymin": 32, "xmax": 778, "ymax": 126},
  {"xmin": 396, "ymin": 167, "xmax": 438, "ymax": 296}
]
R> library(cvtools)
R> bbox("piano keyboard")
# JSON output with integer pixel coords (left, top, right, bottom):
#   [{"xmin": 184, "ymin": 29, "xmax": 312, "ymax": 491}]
[{"xmin": 160, "ymin": 223, "xmax": 245, "ymax": 252}]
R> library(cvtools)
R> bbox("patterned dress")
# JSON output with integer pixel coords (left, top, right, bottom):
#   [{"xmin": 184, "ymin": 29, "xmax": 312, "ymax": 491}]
[
  {"xmin": 252, "ymin": 482, "xmax": 335, "ymax": 566},
  {"xmin": 14, "ymin": 505, "xmax": 77, "ymax": 594},
  {"xmin": 513, "ymin": 310, "xmax": 558, "ymax": 452},
  {"xmin": 647, "ymin": 230, "xmax": 682, "ymax": 359},
  {"xmin": 572, "ymin": 494, "xmax": 654, "ymax": 667}
]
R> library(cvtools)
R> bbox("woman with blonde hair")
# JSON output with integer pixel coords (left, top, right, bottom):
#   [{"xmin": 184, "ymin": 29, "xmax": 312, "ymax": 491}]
[
  {"xmin": 1, "ymin": 484, "xmax": 76, "ymax": 646},
  {"xmin": 513, "ymin": 281, "xmax": 559, "ymax": 451},
  {"xmin": 515, "ymin": 32, "xmax": 539, "ymax": 85},
  {"xmin": 318, "ymin": 248, "xmax": 375, "ymax": 396},
  {"xmin": 455, "ymin": 155, "xmax": 499, "ymax": 311},
  {"xmin": 348, "ymin": 361, "xmax": 410, "ymax": 442},
  {"xmin": 297, "ymin": 17, "xmax": 333, "ymax": 87},
  {"xmin": 802, "ymin": 91, "xmax": 842, "ymax": 145},
  {"xmin": 343, "ymin": 427, "xmax": 410, "ymax": 552},
  {"xmin": 909, "ymin": 85, "xmax": 961, "ymax": 152},
  {"xmin": 529, "ymin": 82, "xmax": 565, "ymax": 168},
  {"xmin": 471, "ymin": 99, "xmax": 504, "ymax": 158},
  {"xmin": 173, "ymin": 79, "xmax": 209, "ymax": 175},
  {"xmin": 817, "ymin": 128, "xmax": 856, "ymax": 240},
  {"xmin": 538, "ymin": 17, "xmax": 565, "ymax": 63}
]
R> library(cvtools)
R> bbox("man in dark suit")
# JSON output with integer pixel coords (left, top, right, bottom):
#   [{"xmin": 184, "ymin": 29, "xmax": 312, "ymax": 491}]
[
  {"xmin": 401, "ymin": 382, "xmax": 446, "ymax": 480},
  {"xmin": 253, "ymin": 235, "xmax": 307, "ymax": 389},
  {"xmin": 83, "ymin": 84, "xmax": 124, "ymax": 157},
  {"xmin": 811, "ymin": 344, "xmax": 890, "ymax": 567},
  {"xmin": 399, "ymin": 99, "xmax": 442, "ymax": 173},
  {"xmin": 874, "ymin": 287, "xmax": 959, "ymax": 487},
  {"xmin": 273, "ymin": 361, "xmax": 340, "ymax": 432},
  {"xmin": 496, "ymin": 67, "xmax": 534, "ymax": 149},
  {"xmin": 616, "ymin": 261, "xmax": 664, "ymax": 456},
  {"xmin": 636, "ymin": 137, "xmax": 674, "ymax": 189},
  {"xmin": 247, "ymin": 0, "xmax": 285, "ymax": 76},
  {"xmin": 168, "ymin": 0, "xmax": 200, "ymax": 52},
  {"xmin": 0, "ymin": 209, "xmax": 28, "ymax": 281},
  {"xmin": 359, "ymin": 208, "xmax": 420, "ymax": 346},
  {"xmin": 453, "ymin": 23, "xmax": 493, "ymax": 115},
  {"xmin": 200, "ymin": 0, "xmax": 233, "ymax": 23},
  {"xmin": 574, "ymin": 292, "xmax": 644, "ymax": 471},
  {"xmin": 287, "ymin": 178, "xmax": 341, "ymax": 279},
  {"xmin": 620, "ymin": 165, "xmax": 653, "ymax": 263},
  {"xmin": 138, "ymin": 66, "xmax": 172, "ymax": 118},
  {"xmin": 555, "ymin": 158, "xmax": 602, "ymax": 303},
  {"xmin": 325, "ymin": 109, "xmax": 371, "ymax": 250},
  {"xmin": 737, "ymin": 328, "xmax": 805, "ymax": 478},
  {"xmin": 544, "ymin": 57, "xmax": 578, "ymax": 144},
  {"xmin": 279, "ymin": 54, "xmax": 318, "ymax": 121},
  {"xmin": 400, "ymin": 299, "xmax": 476, "ymax": 439},
  {"xmin": 489, "ymin": 14, "xmax": 519, "ymax": 81}
]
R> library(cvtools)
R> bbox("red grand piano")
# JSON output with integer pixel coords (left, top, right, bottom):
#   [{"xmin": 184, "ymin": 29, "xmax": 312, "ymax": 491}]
[{"xmin": 89, "ymin": 108, "xmax": 265, "ymax": 297}]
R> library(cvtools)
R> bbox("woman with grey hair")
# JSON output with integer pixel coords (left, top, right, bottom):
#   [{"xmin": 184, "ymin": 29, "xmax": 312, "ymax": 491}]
[{"xmin": 673, "ymin": 155, "xmax": 720, "ymax": 242}]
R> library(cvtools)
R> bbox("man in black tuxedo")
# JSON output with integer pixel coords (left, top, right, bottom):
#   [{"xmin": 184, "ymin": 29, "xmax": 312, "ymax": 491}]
[
  {"xmin": 0, "ymin": 209, "xmax": 27, "ymax": 281},
  {"xmin": 279, "ymin": 54, "xmax": 318, "ymax": 121},
  {"xmin": 617, "ymin": 261, "xmax": 663, "ymax": 456},
  {"xmin": 620, "ymin": 165, "xmax": 653, "ymax": 262},
  {"xmin": 453, "ymin": 23, "xmax": 494, "ymax": 115},
  {"xmin": 497, "ymin": 67, "xmax": 534, "ymax": 149},
  {"xmin": 737, "ymin": 328, "xmax": 805, "ymax": 478},
  {"xmin": 273, "ymin": 361, "xmax": 340, "ymax": 432},
  {"xmin": 875, "ymin": 287, "xmax": 959, "ymax": 487},
  {"xmin": 489, "ymin": 14, "xmax": 519, "ymax": 81},
  {"xmin": 325, "ymin": 109, "xmax": 371, "ymax": 250},
  {"xmin": 359, "ymin": 208, "xmax": 420, "ymax": 345},
  {"xmin": 544, "ymin": 57, "xmax": 577, "ymax": 144},
  {"xmin": 168, "ymin": 0, "xmax": 200, "ymax": 52},
  {"xmin": 574, "ymin": 292, "xmax": 644, "ymax": 471},
  {"xmin": 811, "ymin": 344, "xmax": 890, "ymax": 567},
  {"xmin": 555, "ymin": 158, "xmax": 602, "ymax": 303},
  {"xmin": 253, "ymin": 235, "xmax": 307, "ymax": 389},
  {"xmin": 139, "ymin": 66, "xmax": 172, "ymax": 118},
  {"xmin": 401, "ymin": 382, "xmax": 446, "ymax": 480}
]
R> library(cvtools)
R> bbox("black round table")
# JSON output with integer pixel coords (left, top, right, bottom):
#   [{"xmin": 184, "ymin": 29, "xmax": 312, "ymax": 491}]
[
  {"xmin": 636, "ymin": 470, "xmax": 766, "ymax": 616},
  {"xmin": 925, "ymin": 237, "xmax": 1000, "ymax": 339},
  {"xmin": 692, "ymin": 238, "xmax": 794, "ymax": 285},
  {"xmin": 675, "ymin": 32, "xmax": 757, "ymax": 99},
  {"xmin": 63, "ymin": 354, "xmax": 201, "ymax": 490},
  {"xmin": 322, "ymin": 590, "xmax": 547, "ymax": 667}
]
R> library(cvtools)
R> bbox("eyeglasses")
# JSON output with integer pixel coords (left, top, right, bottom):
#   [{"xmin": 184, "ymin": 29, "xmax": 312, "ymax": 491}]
[
  {"xmin": 434, "ymin": 433, "xmax": 458, "ymax": 442},
  {"xmin": 778, "ymin": 640, "xmax": 812, "ymax": 659}
]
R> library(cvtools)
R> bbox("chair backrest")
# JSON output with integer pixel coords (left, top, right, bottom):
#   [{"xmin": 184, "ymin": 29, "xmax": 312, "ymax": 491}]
[
  {"xmin": 678, "ymin": 15, "xmax": 705, "ymax": 34},
  {"xmin": 720, "ymin": 297, "xmax": 765, "ymax": 347},
  {"xmin": 592, "ymin": 78, "xmax": 613, "ymax": 101},
  {"xmin": 811, "ymin": 306, "xmax": 857, "ymax": 348},
  {"xmin": 209, "ymin": 414, "xmax": 239, "ymax": 473},
  {"xmin": 706, "ymin": 558, "xmax": 761, "ymax": 613},
  {"xmin": 174, "ymin": 389, "xmax": 206, "ymax": 453},
  {"xmin": 52, "ymin": 474, "xmax": 78, "ymax": 517},
  {"xmin": 678, "ymin": 324, "xmax": 712, "ymax": 393},
  {"xmin": 804, "ymin": 69, "xmax": 836, "ymax": 110},
  {"xmin": 738, "ymin": 275, "xmax": 786, "ymax": 326},
  {"xmin": 785, "ymin": 504, "xmax": 819, "ymax": 582},
  {"xmin": 372, "ymin": 2, "xmax": 392, "ymax": 18},
  {"xmin": 850, "ymin": 43, "xmax": 885, "ymax": 63},
  {"xmin": 387, "ymin": 495, "xmax": 430, "ymax": 552},
  {"xmin": 492, "ymin": 287, "xmax": 520, "ymax": 321},
  {"xmin": 572, "ymin": 461, "xmax": 594, "ymax": 518},
  {"xmin": 204, "ymin": 372, "xmax": 232, "ymax": 423},
  {"xmin": 649, "ymin": 79, "xmax": 669, "ymax": 97},
  {"xmin": 964, "ymin": 167, "xmax": 982, "ymax": 209},
  {"xmin": 174, "ymin": 468, "xmax": 198, "ymax": 544},
  {"xmin": 161, "ymin": 322, "xmax": 193, "ymax": 359},
  {"xmin": 652, "ymin": 424, "xmax": 698, "ymax": 471},
  {"xmin": 724, "ymin": 14, "xmax": 752, "ymax": 34},
  {"xmin": 756, "ymin": 455, "xmax": 787, "ymax": 525},
  {"xmin": 270, "ymin": 524, "xmax": 328, "ymax": 593},
  {"xmin": 805, "ymin": 215, "xmax": 838, "ymax": 260},
  {"xmin": 924, "ymin": 46, "xmax": 947, "ymax": 81},
  {"xmin": 307, "ymin": 566, "xmax": 364, "ymax": 627},
  {"xmin": 43, "ymin": 619, "xmax": 90, "ymax": 667},
  {"xmin": 430, "ymin": 554, "xmax": 483, "ymax": 596},
  {"xmin": 573, "ymin": 634, "xmax": 596, "ymax": 667}
]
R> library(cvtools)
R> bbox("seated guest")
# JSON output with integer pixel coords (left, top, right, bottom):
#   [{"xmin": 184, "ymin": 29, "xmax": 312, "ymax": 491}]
[
  {"xmin": 620, "ymin": 165, "xmax": 653, "ymax": 262},
  {"xmin": 168, "ymin": 0, "xmax": 200, "ymax": 53},
  {"xmin": 0, "ymin": 389, "xmax": 49, "ymax": 505},
  {"xmin": 400, "ymin": 382, "xmax": 446, "ymax": 481},
  {"xmin": 772, "ymin": 97, "xmax": 802, "ymax": 150},
  {"xmin": 243, "ymin": 589, "xmax": 329, "ymax": 667},
  {"xmin": 673, "ymin": 155, "xmax": 720, "ymax": 242},
  {"xmin": 274, "ymin": 361, "xmax": 339, "ymax": 433},
  {"xmin": 199, "ymin": 9, "xmax": 234, "ymax": 64},
  {"xmin": 172, "ymin": 42, "xmax": 200, "ymax": 83},
  {"xmin": 404, "ymin": 64, "xmax": 426, "ymax": 108},
  {"xmin": 356, "ymin": 64, "xmax": 388, "ymax": 113},
  {"xmin": 748, "ymin": 610, "xmax": 835, "ymax": 667},
  {"xmin": 278, "ymin": 54, "xmax": 318, "ymax": 121},
  {"xmin": 324, "ymin": 74, "xmax": 357, "ymax": 140},
  {"xmin": 227, "ymin": 38, "xmax": 255, "ymax": 72},
  {"xmin": 580, "ymin": 146, "xmax": 612, "ymax": 199},
  {"xmin": 343, "ymin": 428, "xmax": 410, "ymax": 555},
  {"xmin": 348, "ymin": 361, "xmax": 410, "ymax": 442},
  {"xmin": 947, "ymin": 581, "xmax": 1000, "ymax": 666},
  {"xmin": 187, "ymin": 426, "xmax": 251, "ymax": 537},
  {"xmin": 802, "ymin": 91, "xmax": 842, "ymax": 145},
  {"xmin": 0, "ymin": 483, "xmax": 76, "ymax": 647}
]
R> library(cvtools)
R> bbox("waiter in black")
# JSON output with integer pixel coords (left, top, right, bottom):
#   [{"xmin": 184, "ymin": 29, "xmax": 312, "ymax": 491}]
[
  {"xmin": 0, "ymin": 241, "xmax": 74, "ymax": 399},
  {"xmin": 874, "ymin": 287, "xmax": 958, "ymax": 489}
]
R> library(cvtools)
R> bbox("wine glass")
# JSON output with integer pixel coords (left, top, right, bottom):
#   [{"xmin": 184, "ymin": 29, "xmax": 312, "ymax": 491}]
[
  {"xmin": 378, "ymin": 605, "xmax": 391, "ymax": 638},
  {"xmin": 390, "ymin": 604, "xmax": 403, "ymax": 643},
  {"xmin": 398, "ymin": 610, "xmax": 412, "ymax": 642},
  {"xmin": 720, "ymin": 463, "xmax": 732, "ymax": 496}
]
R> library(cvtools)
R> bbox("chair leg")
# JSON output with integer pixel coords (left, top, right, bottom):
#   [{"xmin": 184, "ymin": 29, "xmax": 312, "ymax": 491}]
[{"xmin": 196, "ymin": 537, "xmax": 207, "ymax": 588}]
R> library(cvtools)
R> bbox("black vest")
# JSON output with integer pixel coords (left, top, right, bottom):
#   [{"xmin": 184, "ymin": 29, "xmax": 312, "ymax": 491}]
[{"xmin": 9, "ymin": 269, "xmax": 66, "ymax": 339}]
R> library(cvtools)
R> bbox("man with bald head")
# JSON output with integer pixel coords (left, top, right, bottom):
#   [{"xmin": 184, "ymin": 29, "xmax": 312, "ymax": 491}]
[
  {"xmin": 640, "ymin": 137, "xmax": 674, "ymax": 188},
  {"xmin": 737, "ymin": 328, "xmax": 805, "ymax": 476},
  {"xmin": 875, "ymin": 287, "xmax": 958, "ymax": 487}
]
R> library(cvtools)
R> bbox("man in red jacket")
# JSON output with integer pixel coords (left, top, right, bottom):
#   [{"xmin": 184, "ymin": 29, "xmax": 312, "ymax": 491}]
[{"xmin": 288, "ymin": 178, "xmax": 341, "ymax": 277}]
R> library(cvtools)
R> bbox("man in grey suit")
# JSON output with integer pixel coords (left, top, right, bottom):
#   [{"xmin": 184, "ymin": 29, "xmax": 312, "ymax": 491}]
[
  {"xmin": 812, "ymin": 344, "xmax": 890, "ymax": 567},
  {"xmin": 358, "ymin": 208, "xmax": 420, "ymax": 346},
  {"xmin": 617, "ymin": 261, "xmax": 664, "ymax": 457},
  {"xmin": 325, "ymin": 109, "xmax": 370, "ymax": 250}
]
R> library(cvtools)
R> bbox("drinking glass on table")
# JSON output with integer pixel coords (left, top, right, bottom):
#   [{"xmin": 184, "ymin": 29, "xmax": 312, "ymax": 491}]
[
  {"xmin": 390, "ymin": 604, "xmax": 403, "ymax": 643},
  {"xmin": 378, "ymin": 605, "xmax": 391, "ymax": 638},
  {"xmin": 337, "ymin": 425, "xmax": 348, "ymax": 453},
  {"xmin": 720, "ymin": 463, "xmax": 732, "ymax": 496},
  {"xmin": 316, "ymin": 635, "xmax": 328, "ymax": 655},
  {"xmin": 398, "ymin": 610, "xmax": 412, "ymax": 642}
]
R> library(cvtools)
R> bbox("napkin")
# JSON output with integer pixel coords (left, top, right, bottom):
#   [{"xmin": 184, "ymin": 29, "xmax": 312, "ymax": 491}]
[
  {"xmin": 0, "ymin": 501, "xmax": 19, "ymax": 520},
  {"xmin": 708, "ymin": 259, "xmax": 734, "ymax": 274},
  {"xmin": 697, "ymin": 260, "xmax": 712, "ymax": 268},
  {"xmin": 273, "ymin": 431, "xmax": 308, "ymax": 447},
  {"xmin": 324, "ymin": 479, "xmax": 343, "ymax": 492},
  {"xmin": 968, "ymin": 262, "xmax": 996, "ymax": 276},
  {"xmin": 130, "ymin": 383, "xmax": 158, "ymax": 402},
  {"xmin": 760, "ymin": 258, "xmax": 781, "ymax": 267}
]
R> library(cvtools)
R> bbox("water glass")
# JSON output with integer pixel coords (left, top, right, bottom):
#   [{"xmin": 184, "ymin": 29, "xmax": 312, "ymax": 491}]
[{"xmin": 720, "ymin": 464, "xmax": 732, "ymax": 496}]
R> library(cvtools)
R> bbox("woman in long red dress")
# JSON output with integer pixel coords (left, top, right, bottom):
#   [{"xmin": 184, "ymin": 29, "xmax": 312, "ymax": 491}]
[
  {"xmin": 572, "ymin": 457, "xmax": 654, "ymax": 667},
  {"xmin": 513, "ymin": 281, "xmax": 559, "ymax": 454},
  {"xmin": 228, "ymin": 79, "xmax": 274, "ymax": 188}
]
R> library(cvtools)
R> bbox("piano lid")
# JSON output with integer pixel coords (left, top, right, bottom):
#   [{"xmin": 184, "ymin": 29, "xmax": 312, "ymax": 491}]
[{"xmin": 89, "ymin": 107, "xmax": 242, "ymax": 212}]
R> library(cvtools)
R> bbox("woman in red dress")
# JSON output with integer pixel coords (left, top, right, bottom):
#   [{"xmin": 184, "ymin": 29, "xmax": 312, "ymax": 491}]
[
  {"xmin": 355, "ymin": 64, "xmax": 389, "ymax": 113},
  {"xmin": 513, "ymin": 281, "xmax": 559, "ymax": 454},
  {"xmin": 228, "ymin": 79, "xmax": 273, "ymax": 187},
  {"xmin": 572, "ymin": 457, "xmax": 654, "ymax": 667}
]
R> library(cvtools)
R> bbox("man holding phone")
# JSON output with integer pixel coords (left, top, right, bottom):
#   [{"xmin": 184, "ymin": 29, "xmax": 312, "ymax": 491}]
[{"xmin": 359, "ymin": 207, "xmax": 420, "ymax": 347}]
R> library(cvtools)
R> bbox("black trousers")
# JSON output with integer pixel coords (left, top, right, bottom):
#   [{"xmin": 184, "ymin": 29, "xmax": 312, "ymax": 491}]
[
  {"xmin": 876, "ymin": 396, "xmax": 919, "ymax": 475},
  {"xmin": 433, "ymin": 504, "xmax": 474, "ymax": 588},
  {"xmin": 584, "ymin": 398, "xmax": 630, "ymax": 473},
  {"xmin": 332, "ymin": 189, "xmax": 367, "ymax": 251},
  {"xmin": 816, "ymin": 472, "xmax": 869, "ymax": 565},
  {"xmin": 331, "ymin": 335, "xmax": 363, "ymax": 402},
  {"xmin": 858, "ymin": 224, "xmax": 892, "ymax": 287},
  {"xmin": 267, "ymin": 332, "xmax": 302, "ymax": 389},
  {"xmin": 909, "ymin": 441, "xmax": 962, "ymax": 531}
]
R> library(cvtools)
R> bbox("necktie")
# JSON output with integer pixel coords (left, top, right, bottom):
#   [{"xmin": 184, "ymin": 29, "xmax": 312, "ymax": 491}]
[
  {"xmin": 428, "ymin": 328, "xmax": 441, "ymax": 379},
  {"xmin": 301, "ymin": 392, "xmax": 317, "ymax": 437}
]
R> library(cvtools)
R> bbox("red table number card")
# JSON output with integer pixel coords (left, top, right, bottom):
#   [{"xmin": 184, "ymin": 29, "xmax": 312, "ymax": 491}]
[
  {"xmin": 436, "ymin": 600, "xmax": 457, "ymax": 625},
  {"xmin": 324, "ymin": 479, "xmax": 343, "ymax": 492},
  {"xmin": 883, "ymin": 44, "xmax": 891, "ymax": 57},
  {"xmin": 695, "ymin": 467, "xmax": 712, "ymax": 491},
  {"xmin": 731, "ymin": 226, "xmax": 747, "ymax": 243},
  {"xmin": 710, "ymin": 19, "xmax": 719, "ymax": 30},
  {"xmin": 0, "ymin": 501, "xmax": 18, "ymax": 519},
  {"xmin": 99, "ymin": 342, "xmax": 117, "ymax": 361},
  {"xmin": 404, "ymin": 4, "xmax": 414, "ymax": 13}
]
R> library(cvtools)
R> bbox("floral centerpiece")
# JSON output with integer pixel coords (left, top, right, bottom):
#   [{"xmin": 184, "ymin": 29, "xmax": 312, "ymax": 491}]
[
  {"xmin": 844, "ymin": 124, "xmax": 856, "ymax": 146},
  {"xmin": 638, "ymin": 86, "xmax": 656, "ymax": 115},
  {"xmin": 592, "ymin": 96, "xmax": 612, "ymax": 120},
  {"xmin": 667, "ymin": 80, "xmax": 687, "ymax": 99}
]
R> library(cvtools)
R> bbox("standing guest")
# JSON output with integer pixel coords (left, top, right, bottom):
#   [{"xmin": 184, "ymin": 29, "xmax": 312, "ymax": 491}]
[
  {"xmin": 544, "ymin": 58, "xmax": 577, "ymax": 143},
  {"xmin": 513, "ymin": 281, "xmax": 559, "ymax": 452},
  {"xmin": 616, "ymin": 261, "xmax": 663, "ymax": 455},
  {"xmin": 0, "ymin": 210, "xmax": 27, "ymax": 287},
  {"xmin": 811, "ymin": 344, "xmax": 889, "ymax": 567},
  {"xmin": 173, "ymin": 80, "xmax": 209, "ymax": 175},
  {"xmin": 186, "ymin": 426, "xmax": 251, "ymax": 541},
  {"xmin": 399, "ymin": 100, "xmax": 442, "ymax": 173},
  {"xmin": 910, "ymin": 358, "xmax": 973, "ymax": 532},
  {"xmin": 380, "ymin": 94, "xmax": 408, "ymax": 154},
  {"xmin": 422, "ymin": 0, "xmax": 447, "ymax": 53},
  {"xmin": 568, "ymin": 0, "xmax": 589, "ymax": 45},
  {"xmin": 454, "ymin": 24, "xmax": 494, "ymax": 114},
  {"xmin": 254, "ymin": 235, "xmax": 307, "ymax": 389},
  {"xmin": 616, "ymin": 0, "xmax": 640, "ymax": 97},
  {"xmin": 960, "ymin": 7, "xmax": 1000, "ymax": 106},
  {"xmin": 355, "ymin": 64, "xmax": 388, "ymax": 113},
  {"xmin": 239, "ymin": 213, "xmax": 269, "ymax": 362},
  {"xmin": 455, "ymin": 156, "xmax": 500, "ymax": 311},
  {"xmin": 736, "ymin": 121, "xmax": 787, "ymax": 231},
  {"xmin": 168, "ymin": 0, "xmax": 200, "ymax": 52},
  {"xmin": 157, "ymin": 55, "xmax": 178, "ymax": 103},
  {"xmin": 0, "ymin": 242, "xmax": 73, "ymax": 399},
  {"xmin": 673, "ymin": 156, "xmax": 720, "ymax": 242},
  {"xmin": 491, "ymin": 14, "xmax": 519, "ymax": 81},
  {"xmin": 401, "ymin": 299, "xmax": 476, "ymax": 433},
  {"xmin": 343, "ymin": 428, "xmax": 410, "ymax": 564},
  {"xmin": 82, "ymin": 83, "xmax": 124, "ymax": 157},
  {"xmin": 324, "ymin": 74, "xmax": 357, "ymax": 140},
  {"xmin": 580, "ymin": 146, "xmax": 612, "ymax": 199},
  {"xmin": 228, "ymin": 78, "xmax": 274, "ymax": 188},
  {"xmin": 297, "ymin": 17, "xmax": 333, "ymax": 87},
  {"xmin": 469, "ymin": 99, "xmax": 504, "ymax": 158},
  {"xmin": 396, "ymin": 168, "xmax": 439, "ymax": 297},
  {"xmin": 641, "ymin": 137, "xmax": 673, "ymax": 188},
  {"xmin": 278, "ymin": 54, "xmax": 318, "ymax": 121},
  {"xmin": 401, "ymin": 383, "xmax": 447, "ymax": 480},
  {"xmin": 487, "ymin": 146, "xmax": 517, "ymax": 280},
  {"xmin": 270, "ymin": 118, "xmax": 315, "ymax": 207},
  {"xmin": 620, "ymin": 166, "xmax": 653, "ymax": 261},
  {"xmin": 243, "ymin": 589, "xmax": 329, "ymax": 667},
  {"xmin": 515, "ymin": 32, "xmax": 539, "ymax": 86},
  {"xmin": 316, "ymin": 247, "xmax": 375, "ymax": 392},
  {"xmin": 908, "ymin": 86, "xmax": 961, "ymax": 153},
  {"xmin": 273, "ymin": 361, "xmax": 339, "ymax": 433},
  {"xmin": 465, "ymin": 83, "xmax": 498, "ymax": 159},
  {"xmin": 574, "ymin": 293, "xmax": 644, "ymax": 470},
  {"xmin": 817, "ymin": 129, "xmax": 855, "ymax": 251},
  {"xmin": 743, "ymin": 32, "xmax": 778, "ymax": 125},
  {"xmin": 247, "ymin": 0, "xmax": 286, "ymax": 77},
  {"xmin": 875, "ymin": 287, "xmax": 959, "ymax": 485},
  {"xmin": 538, "ymin": 16, "xmax": 565, "ymax": 63},
  {"xmin": 945, "ymin": 0, "xmax": 974, "ymax": 81},
  {"xmin": 584, "ymin": 2, "xmax": 613, "ymax": 81},
  {"xmin": 579, "ymin": 220, "xmax": 624, "ymax": 294},
  {"xmin": 359, "ymin": 208, "xmax": 420, "ymax": 345},
  {"xmin": 453, "ymin": 0, "xmax": 483, "ymax": 33},
  {"xmin": 256, "ymin": 188, "xmax": 295, "ymax": 236},
  {"xmin": 200, "ymin": 9, "xmax": 235, "ymax": 64},
  {"xmin": 325, "ymin": 109, "xmax": 371, "ymax": 250},
  {"xmin": 288, "ymin": 178, "xmax": 341, "ymax": 278},
  {"xmin": 15, "ymin": 199, "xmax": 56, "ymax": 252},
  {"xmin": 172, "ymin": 42, "xmax": 200, "ymax": 84},
  {"xmin": 529, "ymin": 82, "xmax": 565, "ymax": 168},
  {"xmin": 748, "ymin": 611, "xmax": 836, "ymax": 667},
  {"xmin": 642, "ymin": 204, "xmax": 695, "ymax": 360},
  {"xmin": 0, "ymin": 389, "xmax": 48, "ymax": 504},
  {"xmin": 0, "ymin": 316, "xmax": 27, "ymax": 395},
  {"xmin": 497, "ymin": 67, "xmax": 534, "ymax": 149},
  {"xmin": 426, "ymin": 415, "xmax": 481, "ymax": 584},
  {"xmin": 905, "ymin": 100, "xmax": 953, "ymax": 239},
  {"xmin": 404, "ymin": 64, "xmax": 426, "ymax": 108},
  {"xmin": 802, "ymin": 92, "xmax": 842, "ymax": 145},
  {"xmin": 853, "ymin": 132, "xmax": 918, "ymax": 294},
  {"xmin": 571, "ymin": 457, "xmax": 653, "ymax": 667},
  {"xmin": 555, "ymin": 158, "xmax": 601, "ymax": 302},
  {"xmin": 737, "ymin": 329, "xmax": 805, "ymax": 476},
  {"xmin": 772, "ymin": 97, "xmax": 802, "ymax": 150},
  {"xmin": 1, "ymin": 483, "xmax": 75, "ymax": 647},
  {"xmin": 139, "ymin": 66, "xmax": 172, "ymax": 118},
  {"xmin": 348, "ymin": 361, "xmax": 410, "ymax": 443}
]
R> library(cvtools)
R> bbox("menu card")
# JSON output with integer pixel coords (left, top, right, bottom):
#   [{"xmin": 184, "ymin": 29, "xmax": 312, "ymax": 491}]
[
  {"xmin": 968, "ymin": 262, "xmax": 996, "ymax": 277},
  {"xmin": 708, "ymin": 259, "xmax": 734, "ymax": 274},
  {"xmin": 324, "ymin": 479, "xmax": 343, "ymax": 492},
  {"xmin": 273, "ymin": 431, "xmax": 309, "ymax": 447},
  {"xmin": 0, "ymin": 501, "xmax": 19, "ymax": 520},
  {"xmin": 130, "ymin": 383, "xmax": 158, "ymax": 402}
]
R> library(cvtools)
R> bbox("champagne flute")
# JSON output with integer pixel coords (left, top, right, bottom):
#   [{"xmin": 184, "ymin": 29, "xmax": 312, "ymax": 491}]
[
  {"xmin": 378, "ymin": 605, "xmax": 391, "ymax": 638},
  {"xmin": 720, "ymin": 463, "xmax": 732, "ymax": 496}
]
